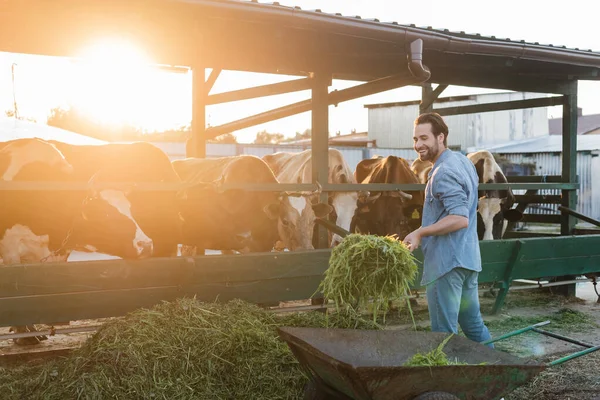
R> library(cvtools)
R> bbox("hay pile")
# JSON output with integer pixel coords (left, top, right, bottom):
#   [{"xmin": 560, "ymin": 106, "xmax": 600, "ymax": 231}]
[
  {"xmin": 0, "ymin": 298, "xmax": 379, "ymax": 400},
  {"xmin": 318, "ymin": 234, "xmax": 418, "ymax": 321}
]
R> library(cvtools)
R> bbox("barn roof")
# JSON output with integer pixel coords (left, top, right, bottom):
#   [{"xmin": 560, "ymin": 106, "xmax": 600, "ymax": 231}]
[
  {"xmin": 474, "ymin": 135, "xmax": 600, "ymax": 154},
  {"xmin": 1, "ymin": 0, "xmax": 599, "ymax": 91}
]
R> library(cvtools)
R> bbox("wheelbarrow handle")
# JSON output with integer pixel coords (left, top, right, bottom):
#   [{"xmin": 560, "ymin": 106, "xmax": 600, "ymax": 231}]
[
  {"xmin": 482, "ymin": 320, "xmax": 551, "ymax": 345},
  {"xmin": 482, "ymin": 320, "xmax": 600, "ymax": 367},
  {"xmin": 549, "ymin": 345, "xmax": 600, "ymax": 366}
]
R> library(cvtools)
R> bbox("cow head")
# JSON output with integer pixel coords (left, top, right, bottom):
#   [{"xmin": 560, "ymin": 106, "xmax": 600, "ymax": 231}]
[
  {"xmin": 74, "ymin": 175, "xmax": 154, "ymax": 259},
  {"xmin": 264, "ymin": 195, "xmax": 333, "ymax": 251},
  {"xmin": 468, "ymin": 151, "xmax": 523, "ymax": 240},
  {"xmin": 0, "ymin": 138, "xmax": 74, "ymax": 181},
  {"xmin": 328, "ymin": 166, "xmax": 359, "ymax": 247},
  {"xmin": 350, "ymin": 190, "xmax": 422, "ymax": 240}
]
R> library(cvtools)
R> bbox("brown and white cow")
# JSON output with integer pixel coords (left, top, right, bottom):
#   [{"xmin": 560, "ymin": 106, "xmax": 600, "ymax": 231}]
[
  {"xmin": 410, "ymin": 158, "xmax": 433, "ymax": 185},
  {"xmin": 262, "ymin": 149, "xmax": 355, "ymax": 247},
  {"xmin": 467, "ymin": 150, "xmax": 523, "ymax": 240},
  {"xmin": 173, "ymin": 155, "xmax": 332, "ymax": 254},
  {"xmin": 351, "ymin": 156, "xmax": 424, "ymax": 240},
  {"xmin": 50, "ymin": 141, "xmax": 183, "ymax": 258}
]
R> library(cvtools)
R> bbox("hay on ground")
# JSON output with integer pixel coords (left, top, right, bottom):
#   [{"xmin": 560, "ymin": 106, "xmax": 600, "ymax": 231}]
[{"xmin": 0, "ymin": 298, "xmax": 380, "ymax": 400}]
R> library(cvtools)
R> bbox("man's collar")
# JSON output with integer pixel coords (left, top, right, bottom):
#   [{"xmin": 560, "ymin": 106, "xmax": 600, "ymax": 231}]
[{"xmin": 433, "ymin": 148, "xmax": 452, "ymax": 167}]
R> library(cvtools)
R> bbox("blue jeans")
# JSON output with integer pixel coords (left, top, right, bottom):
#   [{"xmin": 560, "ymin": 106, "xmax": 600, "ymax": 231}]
[{"xmin": 426, "ymin": 267, "xmax": 494, "ymax": 348}]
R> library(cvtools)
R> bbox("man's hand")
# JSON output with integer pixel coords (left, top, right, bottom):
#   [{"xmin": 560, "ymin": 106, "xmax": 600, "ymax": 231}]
[{"xmin": 403, "ymin": 229, "xmax": 422, "ymax": 252}]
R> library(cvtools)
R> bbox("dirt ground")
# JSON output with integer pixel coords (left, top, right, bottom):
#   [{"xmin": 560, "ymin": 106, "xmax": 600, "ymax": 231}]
[{"xmin": 1, "ymin": 283, "xmax": 599, "ymax": 399}]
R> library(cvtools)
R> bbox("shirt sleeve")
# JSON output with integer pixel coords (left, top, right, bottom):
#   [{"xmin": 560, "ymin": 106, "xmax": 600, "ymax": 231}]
[{"xmin": 433, "ymin": 170, "xmax": 470, "ymax": 218}]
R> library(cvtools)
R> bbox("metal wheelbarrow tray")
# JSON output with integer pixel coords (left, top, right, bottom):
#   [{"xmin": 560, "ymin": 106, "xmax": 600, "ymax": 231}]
[{"xmin": 278, "ymin": 321, "xmax": 600, "ymax": 400}]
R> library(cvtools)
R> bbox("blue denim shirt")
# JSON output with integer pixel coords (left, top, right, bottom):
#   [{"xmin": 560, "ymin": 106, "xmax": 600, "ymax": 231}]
[{"xmin": 420, "ymin": 149, "xmax": 481, "ymax": 286}]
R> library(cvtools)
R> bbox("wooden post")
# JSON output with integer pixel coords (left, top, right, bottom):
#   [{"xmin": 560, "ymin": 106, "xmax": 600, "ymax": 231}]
[
  {"xmin": 557, "ymin": 82, "xmax": 578, "ymax": 296},
  {"xmin": 420, "ymin": 83, "xmax": 433, "ymax": 114},
  {"xmin": 186, "ymin": 27, "xmax": 206, "ymax": 159},
  {"xmin": 561, "ymin": 87, "xmax": 578, "ymax": 235},
  {"xmin": 188, "ymin": 65, "xmax": 206, "ymax": 158},
  {"xmin": 311, "ymin": 71, "xmax": 331, "ymax": 250}
]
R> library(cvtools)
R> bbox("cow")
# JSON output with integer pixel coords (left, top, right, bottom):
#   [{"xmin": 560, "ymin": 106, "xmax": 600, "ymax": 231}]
[
  {"xmin": 351, "ymin": 155, "xmax": 424, "ymax": 240},
  {"xmin": 466, "ymin": 150, "xmax": 523, "ymax": 240},
  {"xmin": 173, "ymin": 155, "xmax": 332, "ymax": 254},
  {"xmin": 262, "ymin": 149, "xmax": 356, "ymax": 247},
  {"xmin": 50, "ymin": 141, "xmax": 183, "ymax": 257},
  {"xmin": 1, "ymin": 139, "xmax": 182, "ymax": 344},
  {"xmin": 410, "ymin": 158, "xmax": 433, "ymax": 184}
]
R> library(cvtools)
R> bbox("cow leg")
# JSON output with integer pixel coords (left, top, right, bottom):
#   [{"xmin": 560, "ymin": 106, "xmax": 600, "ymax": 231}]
[{"xmin": 10, "ymin": 325, "xmax": 48, "ymax": 346}]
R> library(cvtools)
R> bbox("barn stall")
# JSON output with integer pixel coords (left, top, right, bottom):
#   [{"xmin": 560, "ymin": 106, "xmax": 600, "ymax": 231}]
[{"xmin": 1, "ymin": 0, "xmax": 600, "ymax": 345}]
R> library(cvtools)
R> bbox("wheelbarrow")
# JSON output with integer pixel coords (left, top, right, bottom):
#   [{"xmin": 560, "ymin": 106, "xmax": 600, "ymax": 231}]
[{"xmin": 278, "ymin": 321, "xmax": 600, "ymax": 400}]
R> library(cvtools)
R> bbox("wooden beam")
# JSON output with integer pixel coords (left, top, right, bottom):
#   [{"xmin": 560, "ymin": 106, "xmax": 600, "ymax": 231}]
[
  {"xmin": 205, "ymin": 68, "xmax": 221, "ymax": 95},
  {"xmin": 434, "ymin": 96, "xmax": 564, "ymax": 117},
  {"xmin": 205, "ymin": 71, "xmax": 423, "ymax": 139},
  {"xmin": 420, "ymin": 83, "xmax": 448, "ymax": 113},
  {"xmin": 206, "ymin": 77, "xmax": 313, "ymax": 105},
  {"xmin": 430, "ymin": 70, "xmax": 577, "ymax": 95},
  {"xmin": 521, "ymin": 214, "xmax": 562, "ymax": 224},
  {"xmin": 312, "ymin": 70, "xmax": 331, "ymax": 249},
  {"xmin": 514, "ymin": 195, "xmax": 562, "ymax": 204}
]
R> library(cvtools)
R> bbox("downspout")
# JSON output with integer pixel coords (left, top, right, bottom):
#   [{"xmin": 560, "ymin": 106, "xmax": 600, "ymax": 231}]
[{"xmin": 408, "ymin": 39, "xmax": 431, "ymax": 81}]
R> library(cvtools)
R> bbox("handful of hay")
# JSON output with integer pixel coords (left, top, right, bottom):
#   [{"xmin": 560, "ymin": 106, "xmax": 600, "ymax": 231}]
[
  {"xmin": 404, "ymin": 334, "xmax": 467, "ymax": 367},
  {"xmin": 318, "ymin": 233, "xmax": 418, "ymax": 321}
]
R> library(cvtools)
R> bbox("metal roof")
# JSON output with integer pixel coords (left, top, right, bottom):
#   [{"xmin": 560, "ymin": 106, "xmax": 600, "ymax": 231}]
[
  {"xmin": 1, "ymin": 0, "xmax": 599, "ymax": 92},
  {"xmin": 549, "ymin": 113, "xmax": 600, "ymax": 135},
  {"xmin": 471, "ymin": 135, "xmax": 600, "ymax": 154}
]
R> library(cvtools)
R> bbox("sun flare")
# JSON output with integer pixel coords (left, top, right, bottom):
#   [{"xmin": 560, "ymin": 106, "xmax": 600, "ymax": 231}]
[{"xmin": 67, "ymin": 39, "xmax": 189, "ymax": 131}]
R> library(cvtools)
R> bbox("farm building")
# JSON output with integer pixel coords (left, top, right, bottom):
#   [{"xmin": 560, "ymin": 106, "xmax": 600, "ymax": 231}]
[
  {"xmin": 365, "ymin": 92, "xmax": 549, "ymax": 150},
  {"xmin": 549, "ymin": 109, "xmax": 600, "ymax": 136},
  {"xmin": 478, "ymin": 135, "xmax": 600, "ymax": 221}
]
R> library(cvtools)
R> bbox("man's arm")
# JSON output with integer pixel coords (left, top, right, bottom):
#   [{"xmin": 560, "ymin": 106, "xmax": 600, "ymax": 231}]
[
  {"xmin": 419, "ymin": 214, "xmax": 468, "ymax": 237},
  {"xmin": 403, "ymin": 170, "xmax": 470, "ymax": 251}
]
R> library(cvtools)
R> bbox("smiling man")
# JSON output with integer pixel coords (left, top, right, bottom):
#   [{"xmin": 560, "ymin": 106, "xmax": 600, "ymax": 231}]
[{"xmin": 403, "ymin": 112, "xmax": 493, "ymax": 347}]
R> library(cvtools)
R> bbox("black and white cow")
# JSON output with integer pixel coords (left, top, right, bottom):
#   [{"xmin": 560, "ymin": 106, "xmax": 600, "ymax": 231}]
[{"xmin": 467, "ymin": 150, "xmax": 523, "ymax": 240}]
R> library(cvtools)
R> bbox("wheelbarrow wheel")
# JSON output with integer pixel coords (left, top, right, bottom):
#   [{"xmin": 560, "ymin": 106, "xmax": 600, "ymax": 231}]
[{"xmin": 413, "ymin": 391, "xmax": 460, "ymax": 400}]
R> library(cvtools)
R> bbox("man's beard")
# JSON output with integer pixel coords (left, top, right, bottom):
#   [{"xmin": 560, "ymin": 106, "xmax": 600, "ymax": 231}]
[{"xmin": 417, "ymin": 142, "xmax": 439, "ymax": 162}]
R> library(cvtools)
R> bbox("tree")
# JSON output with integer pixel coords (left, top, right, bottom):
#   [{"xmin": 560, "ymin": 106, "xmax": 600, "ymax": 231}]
[
  {"xmin": 5, "ymin": 109, "xmax": 36, "ymax": 123},
  {"xmin": 254, "ymin": 130, "xmax": 284, "ymax": 145},
  {"xmin": 208, "ymin": 133, "xmax": 238, "ymax": 144},
  {"xmin": 46, "ymin": 106, "xmax": 141, "ymax": 141}
]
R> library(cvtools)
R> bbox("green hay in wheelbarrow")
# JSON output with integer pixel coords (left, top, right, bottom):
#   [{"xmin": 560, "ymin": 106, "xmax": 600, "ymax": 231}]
[{"xmin": 278, "ymin": 327, "xmax": 545, "ymax": 400}]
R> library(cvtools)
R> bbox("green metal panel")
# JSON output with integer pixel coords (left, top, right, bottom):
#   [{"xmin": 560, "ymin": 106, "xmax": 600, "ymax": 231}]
[{"xmin": 1, "ymin": 237, "xmax": 600, "ymax": 327}]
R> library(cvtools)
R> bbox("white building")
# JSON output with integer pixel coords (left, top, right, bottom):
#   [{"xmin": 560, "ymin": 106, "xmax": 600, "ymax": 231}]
[{"xmin": 365, "ymin": 92, "xmax": 549, "ymax": 150}]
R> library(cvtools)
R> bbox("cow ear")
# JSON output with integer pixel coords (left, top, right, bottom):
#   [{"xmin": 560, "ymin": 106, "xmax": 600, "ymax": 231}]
[
  {"xmin": 312, "ymin": 203, "xmax": 334, "ymax": 218},
  {"xmin": 503, "ymin": 208, "xmax": 523, "ymax": 222},
  {"xmin": 263, "ymin": 203, "xmax": 281, "ymax": 219}
]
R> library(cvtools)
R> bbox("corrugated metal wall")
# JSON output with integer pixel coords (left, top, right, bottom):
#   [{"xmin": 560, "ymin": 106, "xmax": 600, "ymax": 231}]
[
  {"xmin": 367, "ymin": 92, "xmax": 548, "ymax": 150},
  {"xmin": 151, "ymin": 142, "xmax": 418, "ymax": 174},
  {"xmin": 499, "ymin": 151, "xmax": 597, "ymax": 219}
]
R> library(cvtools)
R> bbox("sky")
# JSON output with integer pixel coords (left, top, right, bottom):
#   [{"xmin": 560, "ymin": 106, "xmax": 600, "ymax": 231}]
[{"xmin": 0, "ymin": 0, "xmax": 598, "ymax": 143}]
